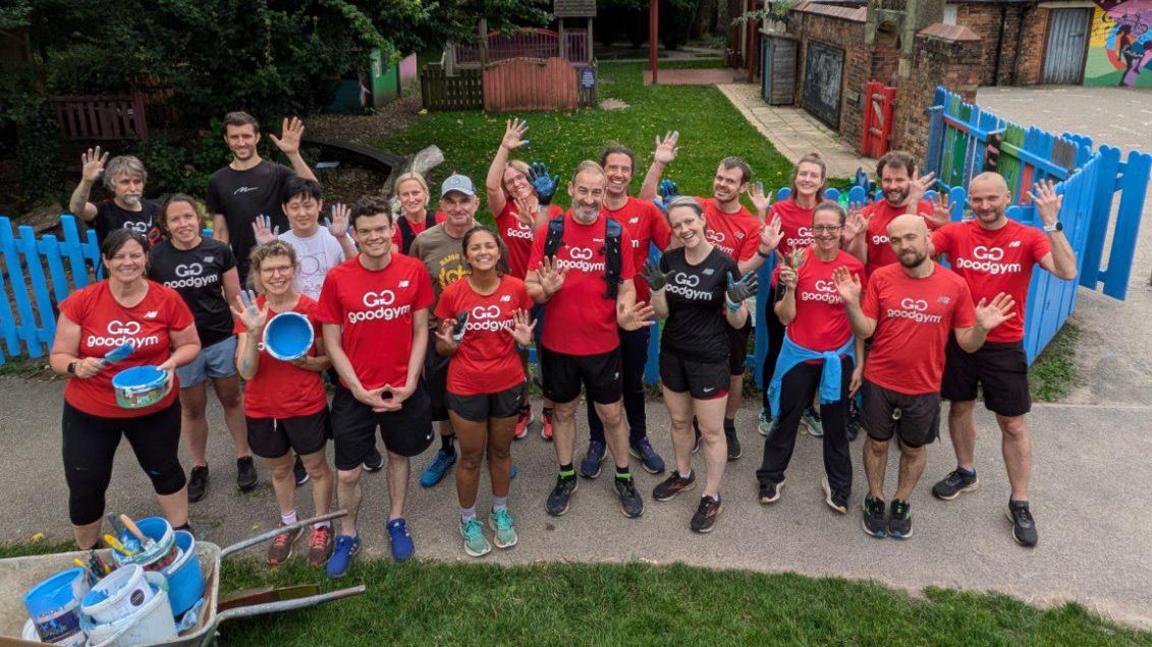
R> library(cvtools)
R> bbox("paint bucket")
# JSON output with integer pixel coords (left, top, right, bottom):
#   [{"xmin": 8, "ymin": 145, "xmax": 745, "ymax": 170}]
[
  {"xmin": 22, "ymin": 567, "xmax": 89, "ymax": 646},
  {"xmin": 113, "ymin": 516, "xmax": 179, "ymax": 572},
  {"xmin": 263, "ymin": 311, "xmax": 314, "ymax": 361},
  {"xmin": 84, "ymin": 572, "xmax": 177, "ymax": 647},
  {"xmin": 111, "ymin": 365, "xmax": 171, "ymax": 409},
  {"xmin": 162, "ymin": 530, "xmax": 204, "ymax": 618},
  {"xmin": 81, "ymin": 564, "xmax": 154, "ymax": 624}
]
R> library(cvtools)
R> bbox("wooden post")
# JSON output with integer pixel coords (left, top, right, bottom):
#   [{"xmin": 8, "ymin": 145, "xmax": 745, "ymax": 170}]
[
  {"xmin": 559, "ymin": 19, "xmax": 568, "ymax": 61},
  {"xmin": 649, "ymin": 0, "xmax": 658, "ymax": 84},
  {"xmin": 587, "ymin": 17, "xmax": 594, "ymax": 63},
  {"xmin": 479, "ymin": 18, "xmax": 488, "ymax": 66}
]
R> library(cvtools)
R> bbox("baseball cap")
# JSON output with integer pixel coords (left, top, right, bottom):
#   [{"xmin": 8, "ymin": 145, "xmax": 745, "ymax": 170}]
[{"xmin": 441, "ymin": 174, "xmax": 476, "ymax": 197}]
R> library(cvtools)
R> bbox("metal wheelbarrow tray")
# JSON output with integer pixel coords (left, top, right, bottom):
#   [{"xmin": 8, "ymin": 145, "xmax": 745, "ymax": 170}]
[{"xmin": 0, "ymin": 512, "xmax": 363, "ymax": 646}]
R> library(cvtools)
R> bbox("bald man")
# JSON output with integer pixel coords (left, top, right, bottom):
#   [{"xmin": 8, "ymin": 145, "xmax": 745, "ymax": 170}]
[
  {"xmin": 833, "ymin": 214, "xmax": 1014, "ymax": 540},
  {"xmin": 928, "ymin": 173, "xmax": 1077, "ymax": 548}
]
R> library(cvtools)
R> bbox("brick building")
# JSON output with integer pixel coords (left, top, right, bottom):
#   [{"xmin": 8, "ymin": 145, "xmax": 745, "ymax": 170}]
[{"xmin": 744, "ymin": 0, "xmax": 1105, "ymax": 158}]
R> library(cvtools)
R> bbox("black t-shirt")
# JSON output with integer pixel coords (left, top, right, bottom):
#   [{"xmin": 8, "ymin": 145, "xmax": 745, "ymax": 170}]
[
  {"xmin": 147, "ymin": 238, "xmax": 236, "ymax": 347},
  {"xmin": 659, "ymin": 247, "xmax": 740, "ymax": 363},
  {"xmin": 205, "ymin": 160, "xmax": 295, "ymax": 282},
  {"xmin": 92, "ymin": 200, "xmax": 162, "ymax": 248}
]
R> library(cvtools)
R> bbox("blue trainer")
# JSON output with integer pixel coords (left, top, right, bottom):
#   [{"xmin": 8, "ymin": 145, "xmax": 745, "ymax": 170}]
[
  {"xmin": 510, "ymin": 464, "xmax": 518, "ymax": 480},
  {"xmin": 325, "ymin": 534, "xmax": 360, "ymax": 578},
  {"xmin": 580, "ymin": 440, "xmax": 606, "ymax": 479},
  {"xmin": 387, "ymin": 518, "xmax": 414, "ymax": 561},
  {"xmin": 419, "ymin": 449, "xmax": 456, "ymax": 488},
  {"xmin": 629, "ymin": 437, "xmax": 666, "ymax": 474}
]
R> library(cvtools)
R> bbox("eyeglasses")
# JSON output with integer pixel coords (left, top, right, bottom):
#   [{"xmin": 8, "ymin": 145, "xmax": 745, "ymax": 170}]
[
  {"xmin": 260, "ymin": 265, "xmax": 293, "ymax": 275},
  {"xmin": 811, "ymin": 225, "xmax": 843, "ymax": 233}
]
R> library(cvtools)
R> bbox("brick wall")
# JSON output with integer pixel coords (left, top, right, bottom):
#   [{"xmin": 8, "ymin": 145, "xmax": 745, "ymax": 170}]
[
  {"xmin": 791, "ymin": 10, "xmax": 868, "ymax": 141},
  {"xmin": 1015, "ymin": 6, "xmax": 1050, "ymax": 85},
  {"xmin": 891, "ymin": 24, "xmax": 983, "ymax": 163}
]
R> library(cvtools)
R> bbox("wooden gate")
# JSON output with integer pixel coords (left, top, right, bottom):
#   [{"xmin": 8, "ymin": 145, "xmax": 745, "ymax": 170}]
[
  {"xmin": 861, "ymin": 81, "xmax": 896, "ymax": 158},
  {"xmin": 801, "ymin": 41, "xmax": 844, "ymax": 129},
  {"xmin": 1042, "ymin": 8, "xmax": 1091, "ymax": 84},
  {"xmin": 483, "ymin": 58, "xmax": 578, "ymax": 112}
]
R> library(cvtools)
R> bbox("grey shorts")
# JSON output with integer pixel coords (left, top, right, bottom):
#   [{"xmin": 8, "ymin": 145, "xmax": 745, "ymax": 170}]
[{"xmin": 176, "ymin": 336, "xmax": 237, "ymax": 388}]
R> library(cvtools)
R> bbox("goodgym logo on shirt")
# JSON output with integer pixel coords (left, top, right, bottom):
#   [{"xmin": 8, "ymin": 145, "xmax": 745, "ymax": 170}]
[
  {"xmin": 886, "ymin": 297, "xmax": 943, "ymax": 324},
  {"xmin": 953, "ymin": 245, "xmax": 1023, "ymax": 275},
  {"xmin": 800, "ymin": 279, "xmax": 843, "ymax": 304},
  {"xmin": 787, "ymin": 226, "xmax": 814, "ymax": 250},
  {"xmin": 87, "ymin": 320, "xmax": 160, "ymax": 349},
  {"xmin": 505, "ymin": 223, "xmax": 533, "ymax": 240},
  {"xmin": 350, "ymin": 289, "xmax": 411, "ymax": 323},
  {"xmin": 464, "ymin": 305, "xmax": 515, "ymax": 332},
  {"xmin": 556, "ymin": 246, "xmax": 606, "ymax": 273},
  {"xmin": 667, "ymin": 272, "xmax": 712, "ymax": 301},
  {"xmin": 164, "ymin": 263, "xmax": 220, "ymax": 289}
]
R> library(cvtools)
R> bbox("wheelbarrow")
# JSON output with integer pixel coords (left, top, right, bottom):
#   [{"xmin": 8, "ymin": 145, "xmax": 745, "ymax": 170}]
[{"xmin": 0, "ymin": 511, "xmax": 364, "ymax": 646}]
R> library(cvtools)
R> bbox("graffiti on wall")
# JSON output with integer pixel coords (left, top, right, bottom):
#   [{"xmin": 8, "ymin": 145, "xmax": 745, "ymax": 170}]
[{"xmin": 1085, "ymin": 0, "xmax": 1152, "ymax": 87}]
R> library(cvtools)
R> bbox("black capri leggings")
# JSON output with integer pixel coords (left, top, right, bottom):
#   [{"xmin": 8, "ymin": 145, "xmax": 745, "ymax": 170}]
[{"xmin": 62, "ymin": 400, "xmax": 186, "ymax": 525}]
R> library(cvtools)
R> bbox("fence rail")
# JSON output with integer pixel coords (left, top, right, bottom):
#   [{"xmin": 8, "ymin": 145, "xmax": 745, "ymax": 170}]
[
  {"xmin": 420, "ymin": 65, "xmax": 484, "ymax": 111},
  {"xmin": 454, "ymin": 28, "xmax": 589, "ymax": 66},
  {"xmin": 50, "ymin": 94, "xmax": 149, "ymax": 141}
]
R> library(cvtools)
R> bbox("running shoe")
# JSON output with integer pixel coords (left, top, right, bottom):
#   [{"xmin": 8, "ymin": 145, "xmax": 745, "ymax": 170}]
[
  {"xmin": 822, "ymin": 477, "xmax": 848, "ymax": 514},
  {"xmin": 460, "ymin": 517, "xmax": 491, "ymax": 558},
  {"xmin": 308, "ymin": 524, "xmax": 334, "ymax": 567},
  {"xmin": 690, "ymin": 495, "xmax": 723, "ymax": 533},
  {"xmin": 691, "ymin": 418, "xmax": 701, "ymax": 454},
  {"xmin": 325, "ymin": 534, "xmax": 360, "ymax": 578},
  {"xmin": 580, "ymin": 440, "xmax": 606, "ymax": 479},
  {"xmin": 614, "ymin": 477, "xmax": 644, "ymax": 519},
  {"xmin": 652, "ymin": 471, "xmax": 696, "ymax": 501},
  {"xmin": 1007, "ymin": 501, "xmax": 1038, "ymax": 547},
  {"xmin": 488, "ymin": 509, "xmax": 518, "ymax": 549},
  {"xmin": 758, "ymin": 405, "xmax": 774, "ymax": 437},
  {"xmin": 725, "ymin": 426, "xmax": 742, "ymax": 461},
  {"xmin": 386, "ymin": 518, "xmax": 414, "ymax": 561},
  {"xmin": 801, "ymin": 406, "xmax": 824, "ymax": 438},
  {"xmin": 419, "ymin": 449, "xmax": 456, "ymax": 488},
  {"xmin": 237, "ymin": 456, "xmax": 258, "ymax": 492},
  {"xmin": 187, "ymin": 465, "xmax": 209, "ymax": 503},
  {"xmin": 931, "ymin": 468, "xmax": 979, "ymax": 500},
  {"xmin": 294, "ymin": 454, "xmax": 310, "ymax": 485},
  {"xmin": 511, "ymin": 464, "xmax": 518, "ymax": 480},
  {"xmin": 546, "ymin": 475, "xmax": 579, "ymax": 516},
  {"xmin": 540, "ymin": 409, "xmax": 555, "ymax": 441},
  {"xmin": 845, "ymin": 404, "xmax": 862, "ymax": 442},
  {"xmin": 888, "ymin": 499, "xmax": 913, "ymax": 539},
  {"xmin": 267, "ymin": 523, "xmax": 301, "ymax": 567},
  {"xmin": 362, "ymin": 448, "xmax": 384, "ymax": 473},
  {"xmin": 758, "ymin": 479, "xmax": 783, "ymax": 504},
  {"xmin": 513, "ymin": 407, "xmax": 532, "ymax": 440},
  {"xmin": 862, "ymin": 496, "xmax": 887, "ymax": 538},
  {"xmin": 629, "ymin": 437, "xmax": 666, "ymax": 474}
]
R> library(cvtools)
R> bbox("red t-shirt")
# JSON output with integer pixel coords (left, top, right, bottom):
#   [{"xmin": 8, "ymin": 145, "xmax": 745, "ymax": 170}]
[
  {"xmin": 390, "ymin": 211, "xmax": 446, "ymax": 251},
  {"xmin": 433, "ymin": 275, "xmax": 533, "ymax": 396},
  {"xmin": 527, "ymin": 212, "xmax": 637, "ymax": 356},
  {"xmin": 774, "ymin": 249, "xmax": 864, "ymax": 352},
  {"xmin": 609, "ymin": 197, "xmax": 671, "ymax": 304},
  {"xmin": 772, "ymin": 199, "xmax": 816, "ymax": 259},
  {"xmin": 694, "ymin": 197, "xmax": 761, "ymax": 262},
  {"xmin": 863, "ymin": 199, "xmax": 937, "ymax": 278},
  {"xmin": 495, "ymin": 202, "xmax": 564, "ymax": 279},
  {"xmin": 234, "ymin": 295, "xmax": 328, "ymax": 419},
  {"xmin": 932, "ymin": 219, "xmax": 1050, "ymax": 344},
  {"xmin": 59, "ymin": 281, "xmax": 194, "ymax": 418},
  {"xmin": 862, "ymin": 263, "xmax": 976, "ymax": 395},
  {"xmin": 315, "ymin": 254, "xmax": 434, "ymax": 390}
]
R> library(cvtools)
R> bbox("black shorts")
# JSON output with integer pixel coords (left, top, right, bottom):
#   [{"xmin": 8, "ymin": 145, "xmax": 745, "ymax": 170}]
[
  {"xmin": 941, "ymin": 335, "xmax": 1031, "ymax": 417},
  {"xmin": 247, "ymin": 409, "xmax": 330, "ymax": 459},
  {"xmin": 728, "ymin": 320, "xmax": 753, "ymax": 376},
  {"xmin": 425, "ymin": 335, "xmax": 450, "ymax": 422},
  {"xmin": 330, "ymin": 384, "xmax": 435, "ymax": 470},
  {"xmin": 861, "ymin": 380, "xmax": 941, "ymax": 448},
  {"xmin": 660, "ymin": 349, "xmax": 729, "ymax": 400},
  {"xmin": 446, "ymin": 385, "xmax": 524, "ymax": 422},
  {"xmin": 539, "ymin": 346, "xmax": 622, "ymax": 405}
]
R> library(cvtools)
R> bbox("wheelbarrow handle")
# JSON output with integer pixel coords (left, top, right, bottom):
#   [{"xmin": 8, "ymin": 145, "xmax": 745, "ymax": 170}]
[
  {"xmin": 220, "ymin": 510, "xmax": 347, "ymax": 559},
  {"xmin": 213, "ymin": 584, "xmax": 366, "ymax": 624}
]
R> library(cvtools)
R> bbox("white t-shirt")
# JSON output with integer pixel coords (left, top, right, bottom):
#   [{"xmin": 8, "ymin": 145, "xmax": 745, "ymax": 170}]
[{"xmin": 278, "ymin": 228, "xmax": 346, "ymax": 300}]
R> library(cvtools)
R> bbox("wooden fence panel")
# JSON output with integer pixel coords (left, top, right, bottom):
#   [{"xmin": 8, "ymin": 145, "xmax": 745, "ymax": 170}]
[
  {"xmin": 483, "ymin": 58, "xmax": 578, "ymax": 112},
  {"xmin": 420, "ymin": 66, "xmax": 484, "ymax": 111}
]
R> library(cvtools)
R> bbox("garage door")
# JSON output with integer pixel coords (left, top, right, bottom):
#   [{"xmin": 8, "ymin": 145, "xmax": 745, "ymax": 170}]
[{"xmin": 1043, "ymin": 8, "xmax": 1091, "ymax": 84}]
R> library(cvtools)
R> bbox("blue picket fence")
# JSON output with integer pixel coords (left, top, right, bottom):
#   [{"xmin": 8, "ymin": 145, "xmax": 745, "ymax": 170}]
[{"xmin": 0, "ymin": 215, "xmax": 100, "ymax": 365}]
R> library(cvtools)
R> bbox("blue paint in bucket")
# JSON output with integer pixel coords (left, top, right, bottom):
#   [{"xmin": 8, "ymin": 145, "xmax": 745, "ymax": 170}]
[
  {"xmin": 111, "ymin": 365, "xmax": 170, "ymax": 409},
  {"xmin": 23, "ymin": 567, "xmax": 90, "ymax": 645},
  {"xmin": 163, "ymin": 530, "xmax": 204, "ymax": 617},
  {"xmin": 264, "ymin": 311, "xmax": 314, "ymax": 361}
]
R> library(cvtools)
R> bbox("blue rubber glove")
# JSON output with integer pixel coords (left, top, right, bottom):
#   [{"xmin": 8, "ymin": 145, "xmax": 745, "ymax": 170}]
[{"xmin": 529, "ymin": 162, "xmax": 560, "ymax": 206}]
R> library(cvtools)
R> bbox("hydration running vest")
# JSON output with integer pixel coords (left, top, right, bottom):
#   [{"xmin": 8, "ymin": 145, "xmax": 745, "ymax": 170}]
[
  {"xmin": 542, "ymin": 215, "xmax": 623, "ymax": 299},
  {"xmin": 397, "ymin": 211, "xmax": 438, "ymax": 255}
]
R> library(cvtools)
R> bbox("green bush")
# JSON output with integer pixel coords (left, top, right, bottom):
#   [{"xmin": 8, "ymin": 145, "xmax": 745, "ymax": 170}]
[{"xmin": 2, "ymin": 95, "xmax": 63, "ymax": 207}]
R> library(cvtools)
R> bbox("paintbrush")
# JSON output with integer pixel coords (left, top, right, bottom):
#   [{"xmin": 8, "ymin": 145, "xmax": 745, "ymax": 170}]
[
  {"xmin": 99, "ymin": 343, "xmax": 134, "ymax": 367},
  {"xmin": 106, "ymin": 512, "xmax": 139, "ymax": 552},
  {"xmin": 119, "ymin": 513, "xmax": 155, "ymax": 550},
  {"xmin": 89, "ymin": 550, "xmax": 112, "ymax": 576},
  {"xmin": 103, "ymin": 534, "xmax": 135, "ymax": 557}
]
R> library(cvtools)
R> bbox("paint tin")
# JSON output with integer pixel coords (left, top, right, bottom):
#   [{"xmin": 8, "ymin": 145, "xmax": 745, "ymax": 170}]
[
  {"xmin": 263, "ymin": 311, "xmax": 314, "ymax": 361},
  {"xmin": 23, "ymin": 567, "xmax": 90, "ymax": 645},
  {"xmin": 111, "ymin": 366, "xmax": 171, "ymax": 409}
]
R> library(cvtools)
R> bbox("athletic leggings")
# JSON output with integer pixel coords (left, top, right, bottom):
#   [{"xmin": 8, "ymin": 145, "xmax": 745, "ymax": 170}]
[
  {"xmin": 62, "ymin": 400, "xmax": 186, "ymax": 525},
  {"xmin": 760, "ymin": 292, "xmax": 786, "ymax": 416}
]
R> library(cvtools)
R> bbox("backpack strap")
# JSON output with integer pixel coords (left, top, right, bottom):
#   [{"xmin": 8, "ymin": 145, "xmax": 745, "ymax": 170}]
[
  {"xmin": 603, "ymin": 218, "xmax": 622, "ymax": 300},
  {"xmin": 398, "ymin": 216, "xmax": 417, "ymax": 254},
  {"xmin": 543, "ymin": 215, "xmax": 566, "ymax": 259}
]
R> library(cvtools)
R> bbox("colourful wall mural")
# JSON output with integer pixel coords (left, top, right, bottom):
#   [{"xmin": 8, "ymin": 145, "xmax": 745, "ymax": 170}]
[{"xmin": 1085, "ymin": 0, "xmax": 1152, "ymax": 87}]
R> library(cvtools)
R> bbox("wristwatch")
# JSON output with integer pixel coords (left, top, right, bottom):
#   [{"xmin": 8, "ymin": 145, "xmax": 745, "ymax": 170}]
[
  {"xmin": 66, "ymin": 361, "xmax": 77, "ymax": 375},
  {"xmin": 1043, "ymin": 221, "xmax": 1063, "ymax": 233},
  {"xmin": 756, "ymin": 248, "xmax": 772, "ymax": 259}
]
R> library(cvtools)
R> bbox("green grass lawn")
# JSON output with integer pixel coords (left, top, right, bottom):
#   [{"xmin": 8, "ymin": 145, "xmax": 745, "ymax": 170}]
[
  {"xmin": 1029, "ymin": 322, "xmax": 1081, "ymax": 402},
  {"xmin": 378, "ymin": 60, "xmax": 801, "ymax": 223}
]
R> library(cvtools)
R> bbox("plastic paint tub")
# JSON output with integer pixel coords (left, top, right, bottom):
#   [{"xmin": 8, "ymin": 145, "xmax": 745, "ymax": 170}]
[
  {"xmin": 111, "ymin": 365, "xmax": 171, "ymax": 409},
  {"xmin": 82, "ymin": 564, "xmax": 153, "ymax": 624},
  {"xmin": 113, "ymin": 516, "xmax": 179, "ymax": 572},
  {"xmin": 263, "ymin": 311, "xmax": 314, "ymax": 361},
  {"xmin": 84, "ymin": 572, "xmax": 177, "ymax": 647},
  {"xmin": 22, "ymin": 567, "xmax": 90, "ymax": 646},
  {"xmin": 162, "ymin": 530, "xmax": 204, "ymax": 617}
]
